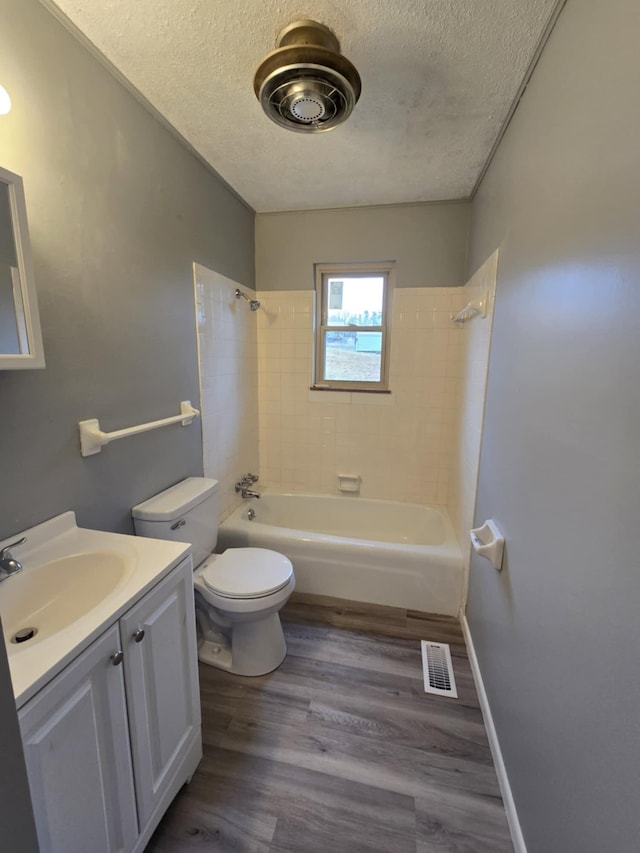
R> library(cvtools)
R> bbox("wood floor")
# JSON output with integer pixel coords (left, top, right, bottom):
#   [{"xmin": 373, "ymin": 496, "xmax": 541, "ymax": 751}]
[{"xmin": 145, "ymin": 594, "xmax": 514, "ymax": 853}]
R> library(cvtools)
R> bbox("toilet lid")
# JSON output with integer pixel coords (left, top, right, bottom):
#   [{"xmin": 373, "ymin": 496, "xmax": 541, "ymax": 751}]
[{"xmin": 201, "ymin": 548, "xmax": 293, "ymax": 599}]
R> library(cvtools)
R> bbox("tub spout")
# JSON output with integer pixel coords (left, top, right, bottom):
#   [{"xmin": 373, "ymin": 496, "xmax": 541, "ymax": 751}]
[{"xmin": 235, "ymin": 475, "xmax": 260, "ymax": 499}]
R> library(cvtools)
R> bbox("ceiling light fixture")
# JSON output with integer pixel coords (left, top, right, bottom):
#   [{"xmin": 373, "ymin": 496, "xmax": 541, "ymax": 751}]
[
  {"xmin": 0, "ymin": 85, "xmax": 12, "ymax": 115},
  {"xmin": 253, "ymin": 20, "xmax": 361, "ymax": 133}
]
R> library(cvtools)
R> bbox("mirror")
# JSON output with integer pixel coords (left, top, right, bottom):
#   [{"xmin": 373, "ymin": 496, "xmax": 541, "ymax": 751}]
[{"xmin": 0, "ymin": 166, "xmax": 44, "ymax": 368}]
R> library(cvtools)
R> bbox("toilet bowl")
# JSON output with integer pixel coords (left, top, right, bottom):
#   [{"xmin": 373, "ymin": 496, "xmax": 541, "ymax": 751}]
[
  {"xmin": 132, "ymin": 478, "xmax": 295, "ymax": 676},
  {"xmin": 194, "ymin": 548, "xmax": 294, "ymax": 675}
]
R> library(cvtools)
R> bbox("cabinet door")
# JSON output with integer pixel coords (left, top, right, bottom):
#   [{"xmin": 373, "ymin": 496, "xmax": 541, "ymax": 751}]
[
  {"xmin": 121, "ymin": 558, "xmax": 201, "ymax": 827},
  {"xmin": 18, "ymin": 625, "xmax": 138, "ymax": 853}
]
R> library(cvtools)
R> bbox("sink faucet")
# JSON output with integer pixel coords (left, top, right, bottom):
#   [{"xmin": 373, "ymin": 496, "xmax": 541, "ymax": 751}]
[
  {"xmin": 0, "ymin": 537, "xmax": 26, "ymax": 582},
  {"xmin": 235, "ymin": 473, "xmax": 261, "ymax": 499}
]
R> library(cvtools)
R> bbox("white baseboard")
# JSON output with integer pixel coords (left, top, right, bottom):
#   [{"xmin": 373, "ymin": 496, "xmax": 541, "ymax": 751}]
[{"xmin": 461, "ymin": 615, "xmax": 528, "ymax": 853}]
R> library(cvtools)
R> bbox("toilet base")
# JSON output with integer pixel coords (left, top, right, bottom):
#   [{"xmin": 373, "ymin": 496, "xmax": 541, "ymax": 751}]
[
  {"xmin": 197, "ymin": 639, "xmax": 234, "ymax": 671},
  {"xmin": 197, "ymin": 611, "xmax": 288, "ymax": 676}
]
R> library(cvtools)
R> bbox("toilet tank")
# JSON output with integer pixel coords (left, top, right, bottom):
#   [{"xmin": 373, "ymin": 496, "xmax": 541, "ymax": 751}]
[{"xmin": 132, "ymin": 477, "xmax": 220, "ymax": 568}]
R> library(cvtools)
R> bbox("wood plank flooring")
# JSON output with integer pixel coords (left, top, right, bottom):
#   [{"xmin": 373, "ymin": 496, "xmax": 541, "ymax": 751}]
[{"xmin": 145, "ymin": 594, "xmax": 514, "ymax": 853}]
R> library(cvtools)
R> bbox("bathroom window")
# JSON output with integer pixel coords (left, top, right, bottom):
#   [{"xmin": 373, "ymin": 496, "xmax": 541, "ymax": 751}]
[{"xmin": 313, "ymin": 261, "xmax": 394, "ymax": 391}]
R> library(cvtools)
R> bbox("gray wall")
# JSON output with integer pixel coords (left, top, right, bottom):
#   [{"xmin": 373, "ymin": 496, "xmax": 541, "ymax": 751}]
[
  {"xmin": 467, "ymin": 0, "xmax": 640, "ymax": 850},
  {"xmin": 0, "ymin": 0, "xmax": 253, "ymax": 539},
  {"xmin": 256, "ymin": 202, "xmax": 469, "ymax": 290},
  {"xmin": 0, "ymin": 0, "xmax": 253, "ymax": 838}
]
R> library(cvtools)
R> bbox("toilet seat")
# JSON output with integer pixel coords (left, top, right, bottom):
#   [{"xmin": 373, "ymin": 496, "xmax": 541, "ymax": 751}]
[{"xmin": 201, "ymin": 547, "xmax": 293, "ymax": 599}]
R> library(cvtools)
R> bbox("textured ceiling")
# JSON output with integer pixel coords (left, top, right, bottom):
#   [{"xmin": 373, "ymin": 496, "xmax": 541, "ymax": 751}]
[{"xmin": 47, "ymin": 0, "xmax": 558, "ymax": 212}]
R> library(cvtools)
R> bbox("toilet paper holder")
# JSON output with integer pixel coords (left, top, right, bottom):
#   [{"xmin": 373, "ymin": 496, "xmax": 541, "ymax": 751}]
[{"xmin": 470, "ymin": 519, "xmax": 504, "ymax": 571}]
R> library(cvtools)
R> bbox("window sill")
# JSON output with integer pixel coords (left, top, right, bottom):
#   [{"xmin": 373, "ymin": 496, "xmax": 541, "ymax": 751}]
[
  {"xmin": 308, "ymin": 387, "xmax": 394, "ymax": 405},
  {"xmin": 310, "ymin": 386, "xmax": 391, "ymax": 394}
]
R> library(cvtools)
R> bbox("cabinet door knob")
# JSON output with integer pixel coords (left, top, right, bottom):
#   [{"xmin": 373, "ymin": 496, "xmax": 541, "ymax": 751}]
[
  {"xmin": 110, "ymin": 650, "xmax": 124, "ymax": 666},
  {"xmin": 133, "ymin": 628, "xmax": 145, "ymax": 643}
]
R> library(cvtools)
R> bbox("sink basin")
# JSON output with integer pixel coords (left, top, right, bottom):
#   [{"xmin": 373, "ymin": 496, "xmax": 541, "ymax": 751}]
[
  {"xmin": 1, "ymin": 552, "xmax": 128, "ymax": 647},
  {"xmin": 0, "ymin": 510, "xmax": 191, "ymax": 708}
]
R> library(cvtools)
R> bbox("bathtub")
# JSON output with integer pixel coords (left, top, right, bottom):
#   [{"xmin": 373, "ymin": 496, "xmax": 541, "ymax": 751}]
[{"xmin": 217, "ymin": 493, "xmax": 463, "ymax": 616}]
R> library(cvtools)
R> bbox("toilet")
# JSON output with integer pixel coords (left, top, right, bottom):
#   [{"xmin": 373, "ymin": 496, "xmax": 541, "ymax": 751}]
[{"xmin": 132, "ymin": 477, "xmax": 295, "ymax": 676}]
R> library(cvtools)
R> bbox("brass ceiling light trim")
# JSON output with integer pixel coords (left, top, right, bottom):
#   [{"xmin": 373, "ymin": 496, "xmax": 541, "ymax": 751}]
[{"xmin": 254, "ymin": 19, "xmax": 361, "ymax": 133}]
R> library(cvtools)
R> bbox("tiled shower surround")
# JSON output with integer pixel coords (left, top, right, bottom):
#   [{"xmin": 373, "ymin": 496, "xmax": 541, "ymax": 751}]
[
  {"xmin": 449, "ymin": 251, "xmax": 499, "ymax": 558},
  {"xmin": 195, "ymin": 260, "xmax": 497, "ymax": 579},
  {"xmin": 195, "ymin": 264, "xmax": 259, "ymax": 520},
  {"xmin": 256, "ymin": 287, "xmax": 471, "ymax": 506}
]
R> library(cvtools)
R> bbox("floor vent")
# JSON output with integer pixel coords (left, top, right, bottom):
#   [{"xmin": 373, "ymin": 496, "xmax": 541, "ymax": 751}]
[{"xmin": 421, "ymin": 641, "xmax": 458, "ymax": 698}]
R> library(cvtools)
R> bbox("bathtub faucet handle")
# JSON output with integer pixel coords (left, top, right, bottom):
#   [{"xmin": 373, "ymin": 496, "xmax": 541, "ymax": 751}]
[
  {"xmin": 235, "ymin": 476, "xmax": 261, "ymax": 498},
  {"xmin": 236, "ymin": 473, "xmax": 258, "ymax": 490}
]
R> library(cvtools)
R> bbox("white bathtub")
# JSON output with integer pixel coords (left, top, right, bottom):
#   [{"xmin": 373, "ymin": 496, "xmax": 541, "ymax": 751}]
[{"xmin": 217, "ymin": 493, "xmax": 463, "ymax": 616}]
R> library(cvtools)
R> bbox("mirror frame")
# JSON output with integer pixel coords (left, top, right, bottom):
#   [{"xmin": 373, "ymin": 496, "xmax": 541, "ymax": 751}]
[{"xmin": 0, "ymin": 165, "xmax": 45, "ymax": 369}]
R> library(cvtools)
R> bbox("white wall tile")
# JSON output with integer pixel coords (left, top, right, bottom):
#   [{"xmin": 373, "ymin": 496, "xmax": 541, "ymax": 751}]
[
  {"xmin": 195, "ymin": 265, "xmax": 259, "ymax": 521},
  {"xmin": 255, "ymin": 286, "xmax": 464, "ymax": 505},
  {"xmin": 252, "ymin": 272, "xmax": 488, "ymax": 520},
  {"xmin": 448, "ymin": 250, "xmax": 499, "ymax": 569}
]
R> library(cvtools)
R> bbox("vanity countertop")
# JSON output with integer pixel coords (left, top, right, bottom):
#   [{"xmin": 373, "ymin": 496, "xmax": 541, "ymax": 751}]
[{"xmin": 0, "ymin": 511, "xmax": 190, "ymax": 708}]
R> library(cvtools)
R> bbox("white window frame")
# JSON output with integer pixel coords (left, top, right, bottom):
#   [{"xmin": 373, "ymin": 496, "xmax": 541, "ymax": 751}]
[{"xmin": 313, "ymin": 261, "xmax": 395, "ymax": 392}]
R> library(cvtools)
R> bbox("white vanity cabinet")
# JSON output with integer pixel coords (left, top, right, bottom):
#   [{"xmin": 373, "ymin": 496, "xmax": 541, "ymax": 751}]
[
  {"xmin": 120, "ymin": 556, "xmax": 201, "ymax": 830},
  {"xmin": 18, "ymin": 623, "xmax": 138, "ymax": 853},
  {"xmin": 18, "ymin": 556, "xmax": 201, "ymax": 853}
]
